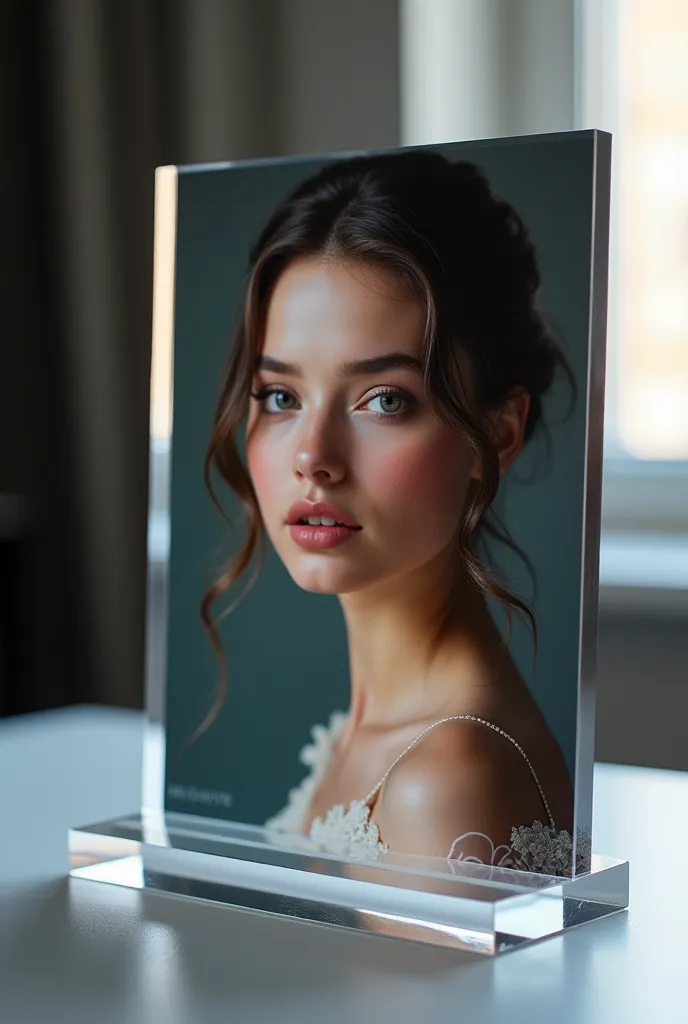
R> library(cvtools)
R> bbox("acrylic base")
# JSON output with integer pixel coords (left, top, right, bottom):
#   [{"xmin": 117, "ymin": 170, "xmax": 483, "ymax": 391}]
[{"xmin": 69, "ymin": 811, "xmax": 629, "ymax": 956}]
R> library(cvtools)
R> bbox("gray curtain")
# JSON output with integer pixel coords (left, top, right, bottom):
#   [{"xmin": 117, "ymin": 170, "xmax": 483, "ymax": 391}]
[{"xmin": 1, "ymin": 0, "xmax": 399, "ymax": 713}]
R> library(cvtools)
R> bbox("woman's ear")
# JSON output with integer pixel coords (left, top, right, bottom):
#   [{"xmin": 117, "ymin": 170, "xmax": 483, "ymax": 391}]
[
  {"xmin": 469, "ymin": 389, "xmax": 531, "ymax": 480},
  {"xmin": 493, "ymin": 389, "xmax": 531, "ymax": 472}
]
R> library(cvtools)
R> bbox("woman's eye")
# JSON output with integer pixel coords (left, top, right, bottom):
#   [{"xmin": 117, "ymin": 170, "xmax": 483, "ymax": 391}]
[
  {"xmin": 267, "ymin": 390, "xmax": 297, "ymax": 412},
  {"xmin": 365, "ymin": 391, "xmax": 411, "ymax": 417},
  {"xmin": 253, "ymin": 388, "xmax": 298, "ymax": 413}
]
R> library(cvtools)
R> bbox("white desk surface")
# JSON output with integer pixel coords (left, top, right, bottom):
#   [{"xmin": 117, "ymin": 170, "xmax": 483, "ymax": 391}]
[{"xmin": 0, "ymin": 705, "xmax": 684, "ymax": 1023}]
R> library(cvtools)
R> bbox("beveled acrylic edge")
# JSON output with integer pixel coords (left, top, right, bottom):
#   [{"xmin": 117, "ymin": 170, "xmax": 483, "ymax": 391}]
[
  {"xmin": 68, "ymin": 815, "xmax": 629, "ymax": 956},
  {"xmin": 142, "ymin": 164, "xmax": 177, "ymax": 817},
  {"xmin": 573, "ymin": 129, "xmax": 612, "ymax": 872},
  {"xmin": 175, "ymin": 128, "xmax": 605, "ymax": 175},
  {"xmin": 141, "ymin": 132, "xmax": 612, "ymax": 878}
]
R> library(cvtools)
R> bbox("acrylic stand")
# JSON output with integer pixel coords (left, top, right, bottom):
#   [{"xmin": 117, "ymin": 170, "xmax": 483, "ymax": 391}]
[{"xmin": 69, "ymin": 134, "xmax": 628, "ymax": 954}]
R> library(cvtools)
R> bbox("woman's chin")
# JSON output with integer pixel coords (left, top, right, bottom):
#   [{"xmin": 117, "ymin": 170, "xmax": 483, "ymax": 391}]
[
  {"xmin": 284, "ymin": 557, "xmax": 373, "ymax": 596},
  {"xmin": 287, "ymin": 570, "xmax": 355, "ymax": 595}
]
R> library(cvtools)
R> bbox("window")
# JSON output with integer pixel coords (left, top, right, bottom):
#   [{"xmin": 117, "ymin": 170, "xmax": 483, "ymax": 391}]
[
  {"xmin": 578, "ymin": 0, "xmax": 688, "ymax": 526},
  {"xmin": 579, "ymin": 0, "xmax": 688, "ymax": 605}
]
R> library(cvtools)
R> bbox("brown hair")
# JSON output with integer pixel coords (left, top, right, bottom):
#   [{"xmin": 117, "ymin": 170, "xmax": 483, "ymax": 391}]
[{"xmin": 191, "ymin": 150, "xmax": 574, "ymax": 746}]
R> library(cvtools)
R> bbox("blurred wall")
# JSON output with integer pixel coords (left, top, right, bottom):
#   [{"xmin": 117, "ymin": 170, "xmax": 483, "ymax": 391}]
[
  {"xmin": 276, "ymin": 0, "xmax": 400, "ymax": 154},
  {"xmin": 596, "ymin": 608, "xmax": 688, "ymax": 771},
  {"xmin": 401, "ymin": 0, "xmax": 576, "ymax": 141}
]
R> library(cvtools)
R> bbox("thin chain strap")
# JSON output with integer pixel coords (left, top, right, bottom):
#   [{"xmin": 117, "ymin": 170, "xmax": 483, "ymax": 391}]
[{"xmin": 362, "ymin": 714, "xmax": 556, "ymax": 831}]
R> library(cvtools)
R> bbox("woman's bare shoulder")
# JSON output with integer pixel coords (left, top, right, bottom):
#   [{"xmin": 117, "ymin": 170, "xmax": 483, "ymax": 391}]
[{"xmin": 373, "ymin": 718, "xmax": 552, "ymax": 858}]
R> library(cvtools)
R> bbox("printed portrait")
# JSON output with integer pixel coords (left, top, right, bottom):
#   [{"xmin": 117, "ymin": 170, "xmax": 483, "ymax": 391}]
[{"xmin": 153, "ymin": 132, "xmax": 609, "ymax": 879}]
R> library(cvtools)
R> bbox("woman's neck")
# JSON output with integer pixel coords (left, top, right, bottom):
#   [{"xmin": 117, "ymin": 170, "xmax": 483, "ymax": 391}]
[{"xmin": 339, "ymin": 548, "xmax": 515, "ymax": 730}]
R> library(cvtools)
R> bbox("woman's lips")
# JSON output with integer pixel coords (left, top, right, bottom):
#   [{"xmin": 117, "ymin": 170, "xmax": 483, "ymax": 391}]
[
  {"xmin": 286, "ymin": 499, "xmax": 362, "ymax": 549},
  {"xmin": 286, "ymin": 499, "xmax": 360, "ymax": 528},
  {"xmin": 288, "ymin": 523, "xmax": 361, "ymax": 550}
]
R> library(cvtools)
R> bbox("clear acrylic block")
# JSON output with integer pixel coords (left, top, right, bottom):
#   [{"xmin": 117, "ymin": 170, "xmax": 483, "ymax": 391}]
[{"xmin": 70, "ymin": 810, "xmax": 628, "ymax": 955}]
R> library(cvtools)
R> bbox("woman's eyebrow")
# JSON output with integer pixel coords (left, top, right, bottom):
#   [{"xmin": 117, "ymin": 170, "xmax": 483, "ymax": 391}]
[
  {"xmin": 256, "ymin": 352, "xmax": 422, "ymax": 378},
  {"xmin": 335, "ymin": 353, "xmax": 422, "ymax": 377},
  {"xmin": 256, "ymin": 355, "xmax": 300, "ymax": 376}
]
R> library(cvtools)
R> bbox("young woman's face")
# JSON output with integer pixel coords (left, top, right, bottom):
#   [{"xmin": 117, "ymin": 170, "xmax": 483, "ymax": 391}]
[{"xmin": 245, "ymin": 256, "xmax": 478, "ymax": 596}]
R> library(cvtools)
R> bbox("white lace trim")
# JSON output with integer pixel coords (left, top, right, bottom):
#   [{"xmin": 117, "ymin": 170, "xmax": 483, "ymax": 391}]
[
  {"xmin": 310, "ymin": 799, "xmax": 389, "ymax": 860},
  {"xmin": 265, "ymin": 711, "xmax": 582, "ymax": 875},
  {"xmin": 264, "ymin": 710, "xmax": 348, "ymax": 835}
]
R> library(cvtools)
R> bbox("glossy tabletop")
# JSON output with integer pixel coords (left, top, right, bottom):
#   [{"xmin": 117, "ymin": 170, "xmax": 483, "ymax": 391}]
[{"xmin": 0, "ymin": 705, "xmax": 685, "ymax": 1023}]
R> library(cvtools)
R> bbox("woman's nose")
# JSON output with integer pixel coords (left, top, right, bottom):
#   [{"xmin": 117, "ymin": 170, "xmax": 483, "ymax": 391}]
[{"xmin": 293, "ymin": 422, "xmax": 347, "ymax": 485}]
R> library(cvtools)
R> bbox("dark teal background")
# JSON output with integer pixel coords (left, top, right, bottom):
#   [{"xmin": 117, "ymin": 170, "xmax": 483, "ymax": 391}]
[{"xmin": 163, "ymin": 133, "xmax": 596, "ymax": 826}]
